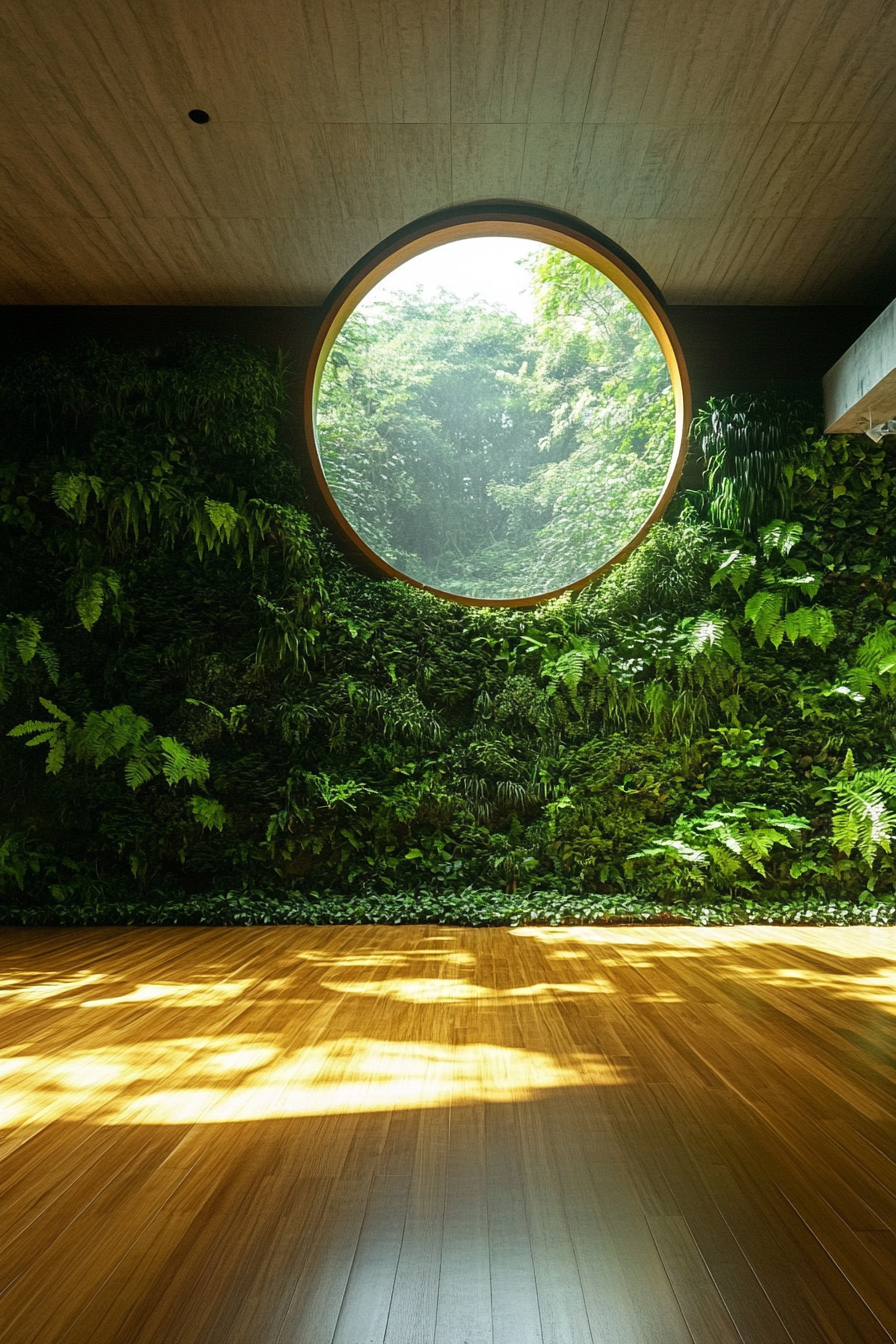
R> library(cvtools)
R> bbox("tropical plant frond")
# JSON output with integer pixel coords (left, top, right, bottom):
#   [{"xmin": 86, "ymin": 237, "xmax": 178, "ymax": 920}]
[{"xmin": 692, "ymin": 394, "xmax": 812, "ymax": 534}]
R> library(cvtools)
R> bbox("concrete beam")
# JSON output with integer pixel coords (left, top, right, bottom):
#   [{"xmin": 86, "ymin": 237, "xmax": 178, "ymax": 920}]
[{"xmin": 824, "ymin": 295, "xmax": 896, "ymax": 433}]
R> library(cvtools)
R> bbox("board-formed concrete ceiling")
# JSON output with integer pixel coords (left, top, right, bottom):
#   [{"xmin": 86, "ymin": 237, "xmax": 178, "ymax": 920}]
[{"xmin": 2, "ymin": 0, "xmax": 896, "ymax": 308}]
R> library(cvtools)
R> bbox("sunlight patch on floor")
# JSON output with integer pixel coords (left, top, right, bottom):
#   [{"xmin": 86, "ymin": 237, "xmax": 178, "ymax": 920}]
[
  {"xmin": 0, "ymin": 1036, "xmax": 621, "ymax": 1128},
  {"xmin": 80, "ymin": 980, "xmax": 254, "ymax": 1008},
  {"xmin": 0, "ymin": 971, "xmax": 105, "ymax": 1004},
  {"xmin": 320, "ymin": 975, "xmax": 619, "ymax": 1002}
]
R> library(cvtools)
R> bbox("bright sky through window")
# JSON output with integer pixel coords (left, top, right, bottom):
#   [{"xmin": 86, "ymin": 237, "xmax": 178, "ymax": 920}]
[{"xmin": 360, "ymin": 237, "xmax": 539, "ymax": 322}]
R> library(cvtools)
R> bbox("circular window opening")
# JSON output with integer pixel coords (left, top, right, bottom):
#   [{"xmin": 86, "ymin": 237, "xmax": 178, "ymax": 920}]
[{"xmin": 306, "ymin": 212, "xmax": 689, "ymax": 606}]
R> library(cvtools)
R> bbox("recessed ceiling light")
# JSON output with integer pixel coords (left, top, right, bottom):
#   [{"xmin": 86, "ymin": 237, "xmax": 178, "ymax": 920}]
[{"xmin": 188, "ymin": 109, "xmax": 210, "ymax": 124}]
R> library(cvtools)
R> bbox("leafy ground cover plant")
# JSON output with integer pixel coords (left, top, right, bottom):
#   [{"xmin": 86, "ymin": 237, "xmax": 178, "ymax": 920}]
[{"xmin": 3, "ymin": 335, "xmax": 896, "ymax": 925}]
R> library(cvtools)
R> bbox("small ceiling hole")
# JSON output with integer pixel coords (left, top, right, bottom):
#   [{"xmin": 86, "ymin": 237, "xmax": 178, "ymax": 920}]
[{"xmin": 188, "ymin": 109, "xmax": 210, "ymax": 124}]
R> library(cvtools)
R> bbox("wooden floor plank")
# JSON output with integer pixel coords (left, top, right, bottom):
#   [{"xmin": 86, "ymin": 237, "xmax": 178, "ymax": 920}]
[
  {"xmin": 331, "ymin": 1109, "xmax": 420, "ymax": 1344},
  {"xmin": 433, "ymin": 1103, "xmax": 492, "ymax": 1343},
  {"xmin": 382, "ymin": 1104, "xmax": 447, "ymax": 1344},
  {"xmin": 1, "ymin": 925, "xmax": 896, "ymax": 1344}
]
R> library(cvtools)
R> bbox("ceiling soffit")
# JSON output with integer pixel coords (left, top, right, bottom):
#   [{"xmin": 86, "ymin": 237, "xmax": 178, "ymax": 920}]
[{"xmin": 2, "ymin": 0, "xmax": 896, "ymax": 306}]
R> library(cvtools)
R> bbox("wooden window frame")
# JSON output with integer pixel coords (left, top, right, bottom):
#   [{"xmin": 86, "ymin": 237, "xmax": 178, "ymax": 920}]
[{"xmin": 303, "ymin": 204, "xmax": 691, "ymax": 608}]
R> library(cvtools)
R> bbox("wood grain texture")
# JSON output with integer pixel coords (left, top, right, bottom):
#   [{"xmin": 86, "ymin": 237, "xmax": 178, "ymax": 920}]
[
  {"xmin": 2, "ymin": 0, "xmax": 896, "ymax": 305},
  {"xmin": 2, "ymin": 925, "xmax": 896, "ymax": 1342}
]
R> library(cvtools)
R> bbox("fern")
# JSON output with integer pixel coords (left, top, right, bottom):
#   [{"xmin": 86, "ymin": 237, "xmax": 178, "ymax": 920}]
[
  {"xmin": 696, "ymin": 811, "xmax": 803, "ymax": 874},
  {"xmin": 776, "ymin": 571, "xmax": 822, "ymax": 598},
  {"xmin": 744, "ymin": 590, "xmax": 835, "ymax": 650},
  {"xmin": 7, "ymin": 698, "xmax": 74, "ymax": 773},
  {"xmin": 832, "ymin": 809, "xmax": 861, "ymax": 857},
  {"xmin": 364, "ymin": 685, "xmax": 445, "ymax": 745},
  {"xmin": 782, "ymin": 606, "xmax": 836, "ymax": 648},
  {"xmin": 539, "ymin": 637, "xmax": 602, "ymax": 701},
  {"xmin": 643, "ymin": 679, "xmax": 674, "ymax": 733},
  {"xmin": 629, "ymin": 805, "xmax": 808, "ymax": 885},
  {"xmin": 55, "ymin": 467, "xmax": 269, "ymax": 573},
  {"xmin": 158, "ymin": 737, "xmax": 210, "ymax": 786},
  {"xmin": 52, "ymin": 471, "xmax": 104, "ymax": 522},
  {"xmin": 831, "ymin": 767, "xmax": 896, "ymax": 864},
  {"xmin": 555, "ymin": 649, "xmax": 586, "ymax": 696},
  {"xmin": 848, "ymin": 623, "xmax": 896, "ymax": 698},
  {"xmin": 190, "ymin": 796, "xmax": 227, "ymax": 831},
  {"xmin": 710, "ymin": 548, "xmax": 756, "ymax": 593},
  {"xmin": 684, "ymin": 613, "xmax": 742, "ymax": 663},
  {"xmin": 71, "ymin": 705, "xmax": 153, "ymax": 766},
  {"xmin": 0, "ymin": 615, "xmax": 59, "ymax": 701},
  {"xmin": 74, "ymin": 568, "xmax": 121, "ymax": 631},
  {"xmin": 12, "ymin": 613, "xmax": 41, "ymax": 663},
  {"xmin": 759, "ymin": 520, "xmax": 803, "ymax": 558},
  {"xmin": 203, "ymin": 499, "xmax": 240, "ymax": 543},
  {"xmin": 255, "ymin": 594, "xmax": 317, "ymax": 672},
  {"xmin": 744, "ymin": 590, "xmax": 784, "ymax": 647},
  {"xmin": 8, "ymin": 698, "xmax": 209, "ymax": 791},
  {"xmin": 123, "ymin": 752, "xmax": 159, "ymax": 790},
  {"xmin": 36, "ymin": 642, "xmax": 60, "ymax": 684},
  {"xmin": 629, "ymin": 837, "xmax": 708, "ymax": 864}
]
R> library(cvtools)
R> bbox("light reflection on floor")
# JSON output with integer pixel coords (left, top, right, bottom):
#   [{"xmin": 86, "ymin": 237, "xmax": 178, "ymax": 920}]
[
  {"xmin": 2, "ymin": 925, "xmax": 895, "ymax": 1136},
  {"xmin": 0, "ymin": 1036, "xmax": 620, "ymax": 1127},
  {"xmin": 516, "ymin": 924, "xmax": 896, "ymax": 1013}
]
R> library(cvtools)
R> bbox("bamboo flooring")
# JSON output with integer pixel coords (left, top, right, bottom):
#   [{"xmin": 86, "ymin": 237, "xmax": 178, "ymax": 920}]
[{"xmin": 1, "ymin": 925, "xmax": 896, "ymax": 1343}]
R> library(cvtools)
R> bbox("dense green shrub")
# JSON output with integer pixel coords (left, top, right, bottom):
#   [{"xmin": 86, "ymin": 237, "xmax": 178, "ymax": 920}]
[{"xmin": 3, "ymin": 334, "xmax": 896, "ymax": 925}]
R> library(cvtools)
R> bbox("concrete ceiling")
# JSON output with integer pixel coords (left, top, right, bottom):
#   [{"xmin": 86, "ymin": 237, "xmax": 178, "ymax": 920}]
[{"xmin": 3, "ymin": 0, "xmax": 896, "ymax": 308}]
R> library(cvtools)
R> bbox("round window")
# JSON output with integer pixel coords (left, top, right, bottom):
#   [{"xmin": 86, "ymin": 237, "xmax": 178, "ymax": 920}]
[{"xmin": 305, "ymin": 211, "xmax": 689, "ymax": 606}]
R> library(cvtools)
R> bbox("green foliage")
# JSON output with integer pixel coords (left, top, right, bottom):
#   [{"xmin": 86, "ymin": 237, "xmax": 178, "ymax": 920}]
[
  {"xmin": 1, "ymin": 880, "xmax": 894, "ymax": 929},
  {"xmin": 692, "ymin": 392, "xmax": 811, "ymax": 534},
  {"xmin": 74, "ymin": 567, "xmax": 122, "ymax": 631},
  {"xmin": 7, "ymin": 697, "xmax": 210, "ymax": 791},
  {"xmin": 0, "ymin": 614, "xmax": 58, "ymax": 700},
  {"xmin": 586, "ymin": 510, "xmax": 715, "ymax": 623},
  {"xmin": 628, "ymin": 803, "xmax": 809, "ymax": 895},
  {"xmin": 830, "ymin": 764, "xmax": 896, "ymax": 864},
  {"xmin": 8, "ymin": 698, "xmax": 73, "ymax": 774},
  {"xmin": 4, "ymin": 342, "xmax": 896, "ymax": 927},
  {"xmin": 191, "ymin": 796, "xmax": 227, "ymax": 832},
  {"xmin": 848, "ymin": 622, "xmax": 896, "ymax": 698},
  {"xmin": 742, "ymin": 588, "xmax": 836, "ymax": 650}
]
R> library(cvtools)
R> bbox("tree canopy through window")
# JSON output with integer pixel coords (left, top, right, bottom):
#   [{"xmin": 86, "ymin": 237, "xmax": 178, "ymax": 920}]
[{"xmin": 315, "ymin": 241, "xmax": 676, "ymax": 600}]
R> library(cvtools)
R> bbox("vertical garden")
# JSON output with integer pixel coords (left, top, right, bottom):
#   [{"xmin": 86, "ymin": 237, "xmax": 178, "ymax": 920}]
[{"xmin": 2, "ymin": 327, "xmax": 896, "ymax": 927}]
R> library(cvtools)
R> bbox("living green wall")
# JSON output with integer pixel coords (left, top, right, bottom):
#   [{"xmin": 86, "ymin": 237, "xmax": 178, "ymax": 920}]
[{"xmin": 3, "ymin": 334, "xmax": 896, "ymax": 926}]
